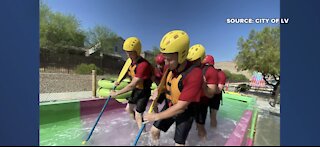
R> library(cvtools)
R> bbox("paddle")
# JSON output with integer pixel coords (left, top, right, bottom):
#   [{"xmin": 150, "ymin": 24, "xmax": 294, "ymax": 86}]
[
  {"xmin": 131, "ymin": 69, "xmax": 169, "ymax": 146},
  {"xmin": 82, "ymin": 58, "xmax": 132, "ymax": 145}
]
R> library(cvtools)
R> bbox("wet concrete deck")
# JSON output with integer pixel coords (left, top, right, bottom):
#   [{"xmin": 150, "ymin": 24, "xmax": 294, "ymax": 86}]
[
  {"xmin": 240, "ymin": 91, "xmax": 280, "ymax": 146},
  {"xmin": 254, "ymin": 109, "xmax": 280, "ymax": 146}
]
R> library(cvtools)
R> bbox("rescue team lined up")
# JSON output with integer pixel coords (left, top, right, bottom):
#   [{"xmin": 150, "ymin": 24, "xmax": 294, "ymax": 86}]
[{"xmin": 108, "ymin": 30, "xmax": 226, "ymax": 146}]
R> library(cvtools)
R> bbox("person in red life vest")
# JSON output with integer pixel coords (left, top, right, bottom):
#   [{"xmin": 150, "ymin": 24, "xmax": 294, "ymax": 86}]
[
  {"xmin": 110, "ymin": 37, "xmax": 153, "ymax": 130},
  {"xmin": 154, "ymin": 53, "xmax": 166, "ymax": 83},
  {"xmin": 202, "ymin": 55, "xmax": 226, "ymax": 129},
  {"xmin": 187, "ymin": 45, "xmax": 219, "ymax": 141},
  {"xmin": 152, "ymin": 53, "xmax": 169, "ymax": 113},
  {"xmin": 144, "ymin": 30, "xmax": 203, "ymax": 146}
]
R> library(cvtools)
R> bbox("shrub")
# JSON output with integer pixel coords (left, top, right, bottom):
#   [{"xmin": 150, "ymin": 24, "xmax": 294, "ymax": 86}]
[
  {"xmin": 75, "ymin": 63, "xmax": 103, "ymax": 75},
  {"xmin": 222, "ymin": 70, "xmax": 249, "ymax": 82}
]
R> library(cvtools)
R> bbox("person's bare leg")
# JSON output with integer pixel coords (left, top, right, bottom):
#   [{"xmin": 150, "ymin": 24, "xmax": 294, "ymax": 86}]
[
  {"xmin": 150, "ymin": 126, "xmax": 161, "ymax": 146},
  {"xmin": 125, "ymin": 103, "xmax": 135, "ymax": 120},
  {"xmin": 135, "ymin": 110, "xmax": 143, "ymax": 129},
  {"xmin": 196, "ymin": 123, "xmax": 207, "ymax": 141},
  {"xmin": 210, "ymin": 109, "xmax": 218, "ymax": 128}
]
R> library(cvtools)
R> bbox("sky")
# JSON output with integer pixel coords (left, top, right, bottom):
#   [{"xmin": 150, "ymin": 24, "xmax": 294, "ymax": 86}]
[{"xmin": 43, "ymin": 0, "xmax": 280, "ymax": 62}]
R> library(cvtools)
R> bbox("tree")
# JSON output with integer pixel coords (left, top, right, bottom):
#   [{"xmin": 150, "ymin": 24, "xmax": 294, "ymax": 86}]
[
  {"xmin": 223, "ymin": 70, "xmax": 232, "ymax": 81},
  {"xmin": 145, "ymin": 46, "xmax": 161, "ymax": 66},
  {"xmin": 235, "ymin": 26, "xmax": 280, "ymax": 106},
  {"xmin": 222, "ymin": 70, "xmax": 249, "ymax": 83},
  {"xmin": 40, "ymin": 0, "xmax": 51, "ymax": 48},
  {"xmin": 40, "ymin": 1, "xmax": 86, "ymax": 51},
  {"xmin": 151, "ymin": 46, "xmax": 161, "ymax": 55},
  {"xmin": 85, "ymin": 25, "xmax": 119, "ymax": 54}
]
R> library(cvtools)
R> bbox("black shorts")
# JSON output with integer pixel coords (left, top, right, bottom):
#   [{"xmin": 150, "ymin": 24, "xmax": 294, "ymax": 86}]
[
  {"xmin": 209, "ymin": 93, "xmax": 222, "ymax": 110},
  {"xmin": 127, "ymin": 88, "xmax": 151, "ymax": 113},
  {"xmin": 194, "ymin": 102, "xmax": 209, "ymax": 125},
  {"xmin": 153, "ymin": 100, "xmax": 194, "ymax": 145}
]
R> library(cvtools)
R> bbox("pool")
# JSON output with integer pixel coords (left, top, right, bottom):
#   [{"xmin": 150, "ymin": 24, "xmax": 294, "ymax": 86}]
[{"xmin": 40, "ymin": 93, "xmax": 257, "ymax": 146}]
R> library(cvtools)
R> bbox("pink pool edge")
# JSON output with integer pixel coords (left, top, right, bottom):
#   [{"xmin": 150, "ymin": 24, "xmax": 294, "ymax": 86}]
[{"xmin": 224, "ymin": 110, "xmax": 253, "ymax": 146}]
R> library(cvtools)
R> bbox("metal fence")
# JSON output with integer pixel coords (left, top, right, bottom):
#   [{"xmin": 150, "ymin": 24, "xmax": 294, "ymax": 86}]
[{"xmin": 40, "ymin": 50, "xmax": 125, "ymax": 74}]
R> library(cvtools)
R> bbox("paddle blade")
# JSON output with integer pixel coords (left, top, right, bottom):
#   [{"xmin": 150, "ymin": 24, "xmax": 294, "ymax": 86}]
[{"xmin": 117, "ymin": 58, "xmax": 132, "ymax": 83}]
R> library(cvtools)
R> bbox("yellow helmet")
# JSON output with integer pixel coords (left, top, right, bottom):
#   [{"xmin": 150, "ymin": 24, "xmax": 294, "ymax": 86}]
[
  {"xmin": 123, "ymin": 37, "xmax": 141, "ymax": 55},
  {"xmin": 159, "ymin": 30, "xmax": 190, "ymax": 64},
  {"xmin": 187, "ymin": 44, "xmax": 206, "ymax": 61}
]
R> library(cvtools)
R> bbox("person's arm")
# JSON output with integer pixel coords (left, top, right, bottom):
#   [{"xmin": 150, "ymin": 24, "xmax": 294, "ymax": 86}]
[
  {"xmin": 114, "ymin": 73, "xmax": 128, "ymax": 86},
  {"xmin": 217, "ymin": 84, "xmax": 225, "ymax": 93},
  {"xmin": 111, "ymin": 62, "xmax": 149, "ymax": 97},
  {"xmin": 116, "ymin": 77, "xmax": 142, "ymax": 95},
  {"xmin": 216, "ymin": 71, "xmax": 226, "ymax": 93},
  {"xmin": 144, "ymin": 100, "xmax": 190, "ymax": 122},
  {"xmin": 157, "ymin": 100, "xmax": 190, "ymax": 119},
  {"xmin": 145, "ymin": 68, "xmax": 203, "ymax": 122},
  {"xmin": 203, "ymin": 83, "xmax": 218, "ymax": 98},
  {"xmin": 145, "ymin": 67, "xmax": 203, "ymax": 122}
]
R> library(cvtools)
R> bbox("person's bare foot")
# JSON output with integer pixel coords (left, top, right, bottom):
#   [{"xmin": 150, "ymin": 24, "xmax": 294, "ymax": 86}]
[
  {"xmin": 199, "ymin": 135, "xmax": 207, "ymax": 142},
  {"xmin": 150, "ymin": 139, "xmax": 160, "ymax": 146},
  {"xmin": 198, "ymin": 129, "xmax": 207, "ymax": 141},
  {"xmin": 197, "ymin": 124, "xmax": 207, "ymax": 141}
]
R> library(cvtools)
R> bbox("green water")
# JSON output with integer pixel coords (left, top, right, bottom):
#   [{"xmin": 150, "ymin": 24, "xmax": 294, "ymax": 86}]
[
  {"xmin": 40, "ymin": 117, "xmax": 84, "ymax": 146},
  {"xmin": 40, "ymin": 99, "xmax": 82, "ymax": 146},
  {"xmin": 40, "ymin": 100, "xmax": 80, "ymax": 125}
]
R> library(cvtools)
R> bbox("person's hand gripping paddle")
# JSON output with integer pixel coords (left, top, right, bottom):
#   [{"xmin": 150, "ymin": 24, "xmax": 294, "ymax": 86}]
[{"xmin": 131, "ymin": 69, "xmax": 169, "ymax": 146}]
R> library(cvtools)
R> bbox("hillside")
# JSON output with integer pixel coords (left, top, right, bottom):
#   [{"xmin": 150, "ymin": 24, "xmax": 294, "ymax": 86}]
[{"xmin": 215, "ymin": 61, "xmax": 252, "ymax": 80}]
